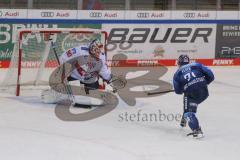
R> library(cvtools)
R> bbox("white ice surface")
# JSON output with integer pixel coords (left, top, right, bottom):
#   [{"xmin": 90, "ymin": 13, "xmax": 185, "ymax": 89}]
[{"xmin": 0, "ymin": 66, "xmax": 240, "ymax": 160}]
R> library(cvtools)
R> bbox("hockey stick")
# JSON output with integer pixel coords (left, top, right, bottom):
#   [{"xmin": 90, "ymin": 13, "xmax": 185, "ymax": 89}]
[
  {"xmin": 147, "ymin": 89, "xmax": 174, "ymax": 95},
  {"xmin": 50, "ymin": 40, "xmax": 76, "ymax": 105}
]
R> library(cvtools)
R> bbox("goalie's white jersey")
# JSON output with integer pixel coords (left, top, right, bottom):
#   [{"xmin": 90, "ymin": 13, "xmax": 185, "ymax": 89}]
[{"xmin": 59, "ymin": 45, "xmax": 111, "ymax": 83}]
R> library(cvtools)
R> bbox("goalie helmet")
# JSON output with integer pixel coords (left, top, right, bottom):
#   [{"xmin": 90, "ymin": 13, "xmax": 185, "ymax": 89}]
[
  {"xmin": 177, "ymin": 54, "xmax": 190, "ymax": 66},
  {"xmin": 89, "ymin": 39, "xmax": 103, "ymax": 59}
]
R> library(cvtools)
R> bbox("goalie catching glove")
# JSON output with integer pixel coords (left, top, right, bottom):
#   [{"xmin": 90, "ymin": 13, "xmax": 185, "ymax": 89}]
[
  {"xmin": 41, "ymin": 88, "xmax": 103, "ymax": 105},
  {"xmin": 106, "ymin": 74, "xmax": 127, "ymax": 93}
]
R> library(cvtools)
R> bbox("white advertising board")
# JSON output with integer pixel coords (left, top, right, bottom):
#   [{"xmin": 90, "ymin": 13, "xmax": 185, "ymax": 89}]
[
  {"xmin": 1, "ymin": 10, "xmax": 240, "ymax": 20},
  {"xmin": 216, "ymin": 11, "xmax": 239, "ymax": 20},
  {"xmin": 172, "ymin": 11, "xmax": 217, "ymax": 20},
  {"xmin": 0, "ymin": 9, "xmax": 27, "ymax": 19},
  {"xmin": 77, "ymin": 10, "xmax": 125, "ymax": 20},
  {"xmin": 125, "ymin": 11, "xmax": 171, "ymax": 20},
  {"xmin": 103, "ymin": 24, "xmax": 216, "ymax": 60},
  {"xmin": 27, "ymin": 9, "xmax": 77, "ymax": 19}
]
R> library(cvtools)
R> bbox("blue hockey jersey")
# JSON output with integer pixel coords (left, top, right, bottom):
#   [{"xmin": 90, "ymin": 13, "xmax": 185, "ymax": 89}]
[{"xmin": 173, "ymin": 62, "xmax": 214, "ymax": 95}]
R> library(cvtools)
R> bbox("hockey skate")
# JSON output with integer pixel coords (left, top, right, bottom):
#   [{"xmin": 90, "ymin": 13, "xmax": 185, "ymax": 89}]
[{"xmin": 187, "ymin": 127, "xmax": 204, "ymax": 139}]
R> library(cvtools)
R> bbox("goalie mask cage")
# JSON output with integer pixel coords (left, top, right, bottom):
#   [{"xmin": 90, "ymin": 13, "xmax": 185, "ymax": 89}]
[{"xmin": 1, "ymin": 28, "xmax": 107, "ymax": 96}]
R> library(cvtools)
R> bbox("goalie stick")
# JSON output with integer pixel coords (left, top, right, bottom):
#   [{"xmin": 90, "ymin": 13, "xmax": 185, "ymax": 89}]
[
  {"xmin": 50, "ymin": 41, "xmax": 94, "ymax": 109},
  {"xmin": 49, "ymin": 38, "xmax": 76, "ymax": 105}
]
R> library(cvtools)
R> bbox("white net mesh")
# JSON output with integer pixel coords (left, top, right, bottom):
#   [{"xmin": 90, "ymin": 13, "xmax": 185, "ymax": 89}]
[{"xmin": 0, "ymin": 28, "xmax": 107, "ymax": 96}]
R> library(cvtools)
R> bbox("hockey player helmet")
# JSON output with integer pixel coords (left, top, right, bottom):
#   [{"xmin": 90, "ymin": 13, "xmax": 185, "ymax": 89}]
[
  {"xmin": 89, "ymin": 39, "xmax": 103, "ymax": 58},
  {"xmin": 177, "ymin": 54, "xmax": 190, "ymax": 66}
]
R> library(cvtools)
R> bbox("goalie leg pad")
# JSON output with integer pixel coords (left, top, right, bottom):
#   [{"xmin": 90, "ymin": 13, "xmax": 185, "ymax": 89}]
[
  {"xmin": 41, "ymin": 88, "xmax": 103, "ymax": 106},
  {"xmin": 41, "ymin": 89, "xmax": 69, "ymax": 104}
]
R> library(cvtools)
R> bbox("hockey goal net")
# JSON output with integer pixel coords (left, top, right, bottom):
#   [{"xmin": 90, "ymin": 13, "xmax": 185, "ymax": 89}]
[{"xmin": 1, "ymin": 28, "xmax": 107, "ymax": 96}]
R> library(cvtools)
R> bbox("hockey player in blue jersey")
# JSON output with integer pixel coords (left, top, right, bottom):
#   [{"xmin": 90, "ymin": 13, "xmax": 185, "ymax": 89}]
[{"xmin": 173, "ymin": 55, "xmax": 214, "ymax": 138}]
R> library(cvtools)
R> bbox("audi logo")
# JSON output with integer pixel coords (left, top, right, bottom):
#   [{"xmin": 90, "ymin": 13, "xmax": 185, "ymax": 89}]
[
  {"xmin": 89, "ymin": 12, "xmax": 102, "ymax": 18},
  {"xmin": 41, "ymin": 12, "xmax": 54, "ymax": 17},
  {"xmin": 137, "ymin": 12, "xmax": 149, "ymax": 18},
  {"xmin": 0, "ymin": 11, "xmax": 3, "ymax": 17},
  {"xmin": 183, "ymin": 13, "xmax": 196, "ymax": 18}
]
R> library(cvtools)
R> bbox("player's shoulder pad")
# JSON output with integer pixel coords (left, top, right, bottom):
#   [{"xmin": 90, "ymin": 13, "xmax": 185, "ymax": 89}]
[{"xmin": 190, "ymin": 62, "xmax": 202, "ymax": 67}]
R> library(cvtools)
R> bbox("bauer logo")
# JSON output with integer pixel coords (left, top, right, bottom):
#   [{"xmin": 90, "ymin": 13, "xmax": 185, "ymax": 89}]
[
  {"xmin": 183, "ymin": 12, "xmax": 196, "ymax": 18},
  {"xmin": 89, "ymin": 12, "xmax": 102, "ymax": 18},
  {"xmin": 108, "ymin": 27, "xmax": 213, "ymax": 44},
  {"xmin": 41, "ymin": 12, "xmax": 54, "ymax": 17}
]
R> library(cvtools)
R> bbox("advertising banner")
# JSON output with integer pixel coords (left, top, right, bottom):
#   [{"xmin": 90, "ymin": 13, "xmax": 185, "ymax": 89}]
[
  {"xmin": 0, "ymin": 10, "xmax": 240, "ymax": 20},
  {"xmin": 1, "ymin": 9, "xmax": 240, "ymax": 66},
  {"xmin": 125, "ymin": 11, "xmax": 171, "ymax": 20},
  {"xmin": 0, "ymin": 9, "xmax": 27, "ymax": 19},
  {"xmin": 28, "ymin": 9, "xmax": 77, "ymax": 19},
  {"xmin": 0, "ymin": 23, "xmax": 101, "ymax": 61},
  {"xmin": 172, "ymin": 11, "xmax": 216, "ymax": 20},
  {"xmin": 215, "ymin": 24, "xmax": 240, "ymax": 58},
  {"xmin": 216, "ymin": 11, "xmax": 238, "ymax": 20},
  {"xmin": 77, "ymin": 10, "xmax": 124, "ymax": 20},
  {"xmin": 103, "ymin": 24, "xmax": 216, "ymax": 61}
]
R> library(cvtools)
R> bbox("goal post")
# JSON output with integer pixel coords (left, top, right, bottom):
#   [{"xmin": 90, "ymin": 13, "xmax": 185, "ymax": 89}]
[{"xmin": 1, "ymin": 28, "xmax": 108, "ymax": 96}]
